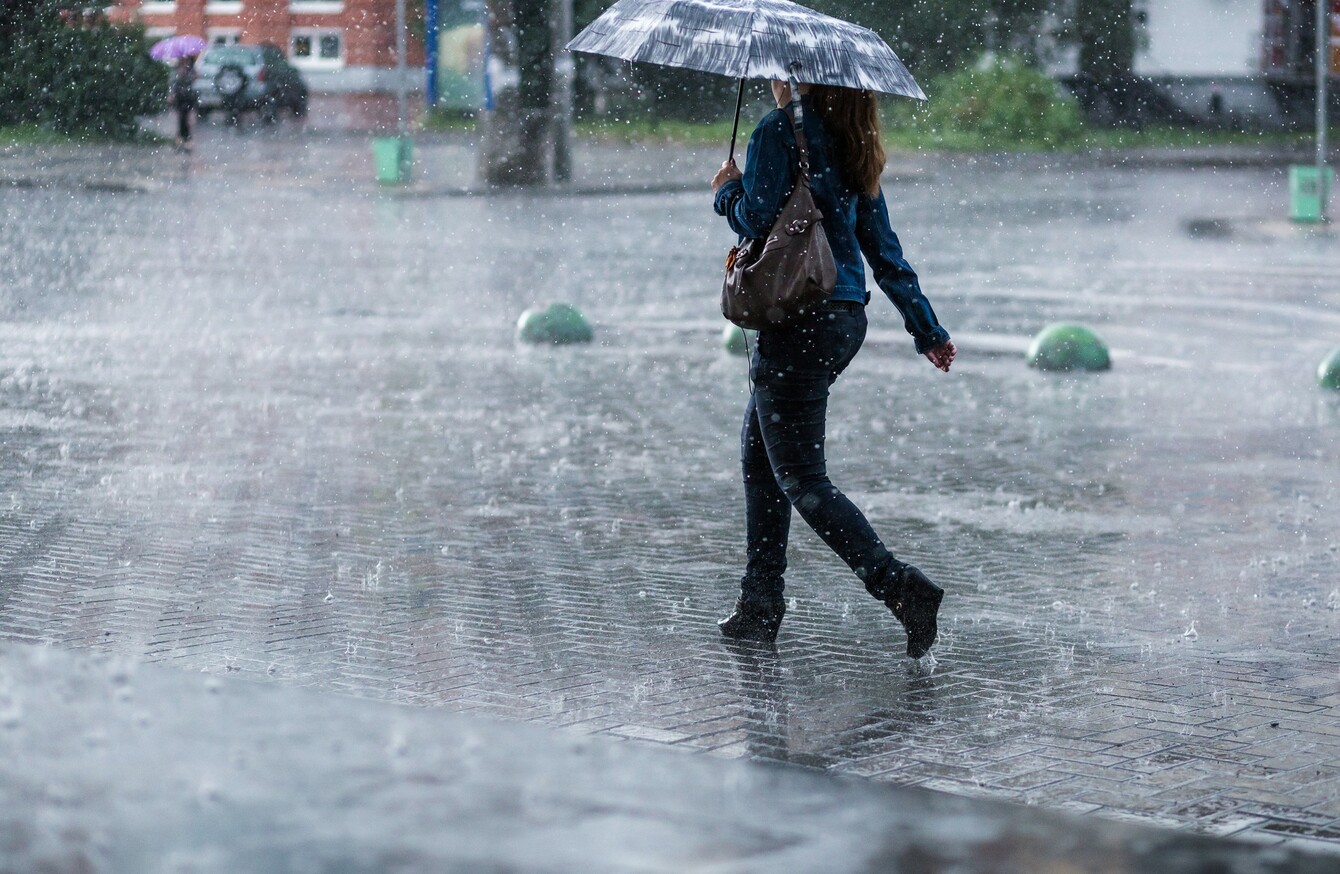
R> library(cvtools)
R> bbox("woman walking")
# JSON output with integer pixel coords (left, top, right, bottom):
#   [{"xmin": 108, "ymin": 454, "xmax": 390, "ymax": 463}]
[
  {"xmin": 170, "ymin": 55, "xmax": 199, "ymax": 150},
  {"xmin": 711, "ymin": 79, "xmax": 957, "ymax": 656}
]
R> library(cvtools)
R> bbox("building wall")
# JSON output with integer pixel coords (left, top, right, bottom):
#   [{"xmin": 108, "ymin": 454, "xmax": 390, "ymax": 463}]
[
  {"xmin": 1044, "ymin": 0, "xmax": 1264, "ymax": 78},
  {"xmin": 114, "ymin": 0, "xmax": 425, "ymax": 92},
  {"xmin": 1134, "ymin": 0, "xmax": 1263, "ymax": 77}
]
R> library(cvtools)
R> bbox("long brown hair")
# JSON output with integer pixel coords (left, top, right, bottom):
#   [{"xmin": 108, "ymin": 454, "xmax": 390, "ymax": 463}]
[{"xmin": 806, "ymin": 85, "xmax": 885, "ymax": 196}]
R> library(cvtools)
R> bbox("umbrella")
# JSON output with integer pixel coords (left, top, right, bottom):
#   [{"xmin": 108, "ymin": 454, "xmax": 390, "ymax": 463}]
[
  {"xmin": 566, "ymin": 0, "xmax": 925, "ymax": 157},
  {"xmin": 150, "ymin": 35, "xmax": 207, "ymax": 62}
]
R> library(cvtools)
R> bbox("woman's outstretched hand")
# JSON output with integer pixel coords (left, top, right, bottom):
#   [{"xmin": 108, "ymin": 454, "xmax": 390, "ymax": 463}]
[
  {"xmin": 924, "ymin": 340, "xmax": 957, "ymax": 372},
  {"xmin": 712, "ymin": 159, "xmax": 742, "ymax": 192}
]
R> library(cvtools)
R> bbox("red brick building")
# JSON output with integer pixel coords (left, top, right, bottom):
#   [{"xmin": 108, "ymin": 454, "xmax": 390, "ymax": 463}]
[{"xmin": 110, "ymin": 0, "xmax": 425, "ymax": 92}]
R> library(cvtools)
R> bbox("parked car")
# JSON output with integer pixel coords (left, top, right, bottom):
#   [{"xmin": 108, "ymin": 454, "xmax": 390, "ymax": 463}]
[{"xmin": 193, "ymin": 43, "xmax": 308, "ymax": 123}]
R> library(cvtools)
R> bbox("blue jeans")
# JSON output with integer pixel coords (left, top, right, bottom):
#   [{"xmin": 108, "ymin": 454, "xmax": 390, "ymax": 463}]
[{"xmin": 740, "ymin": 300, "xmax": 900, "ymax": 603}]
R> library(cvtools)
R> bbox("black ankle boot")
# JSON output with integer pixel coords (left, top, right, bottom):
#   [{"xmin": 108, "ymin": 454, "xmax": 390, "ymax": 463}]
[
  {"xmin": 884, "ymin": 565, "xmax": 943, "ymax": 658},
  {"xmin": 718, "ymin": 596, "xmax": 786, "ymax": 643}
]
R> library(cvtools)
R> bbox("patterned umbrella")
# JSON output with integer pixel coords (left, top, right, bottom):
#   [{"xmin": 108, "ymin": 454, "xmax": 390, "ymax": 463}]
[
  {"xmin": 567, "ymin": 0, "xmax": 923, "ymax": 97},
  {"xmin": 150, "ymin": 35, "xmax": 207, "ymax": 62},
  {"xmin": 566, "ymin": 0, "xmax": 924, "ymax": 157}
]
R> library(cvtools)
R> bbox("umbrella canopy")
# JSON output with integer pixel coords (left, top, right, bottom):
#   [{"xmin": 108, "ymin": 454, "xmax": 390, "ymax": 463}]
[
  {"xmin": 566, "ymin": 0, "xmax": 925, "ymax": 100},
  {"xmin": 150, "ymin": 35, "xmax": 207, "ymax": 62}
]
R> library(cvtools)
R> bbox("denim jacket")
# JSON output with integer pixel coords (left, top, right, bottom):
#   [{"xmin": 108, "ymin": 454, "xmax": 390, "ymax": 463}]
[{"xmin": 714, "ymin": 103, "xmax": 950, "ymax": 354}]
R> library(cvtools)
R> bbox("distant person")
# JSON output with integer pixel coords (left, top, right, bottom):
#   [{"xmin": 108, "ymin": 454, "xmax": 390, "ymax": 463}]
[
  {"xmin": 710, "ymin": 79, "xmax": 957, "ymax": 656},
  {"xmin": 170, "ymin": 55, "xmax": 198, "ymax": 150}
]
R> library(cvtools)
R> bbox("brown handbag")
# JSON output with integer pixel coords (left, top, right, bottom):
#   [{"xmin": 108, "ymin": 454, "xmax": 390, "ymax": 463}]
[{"xmin": 721, "ymin": 100, "xmax": 837, "ymax": 331}]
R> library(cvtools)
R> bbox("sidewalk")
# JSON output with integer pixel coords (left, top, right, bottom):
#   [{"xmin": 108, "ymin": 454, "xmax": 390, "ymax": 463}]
[
  {"xmin": 1, "ymin": 101, "xmax": 1339, "ymax": 870},
  {"xmin": 4, "ymin": 94, "xmax": 1337, "ymax": 196}
]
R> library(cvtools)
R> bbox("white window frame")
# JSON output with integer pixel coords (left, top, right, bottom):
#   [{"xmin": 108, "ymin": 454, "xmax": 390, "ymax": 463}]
[
  {"xmin": 289, "ymin": 28, "xmax": 345, "ymax": 69},
  {"xmin": 204, "ymin": 1, "xmax": 244, "ymax": 13},
  {"xmin": 145, "ymin": 26, "xmax": 176, "ymax": 39},
  {"xmin": 139, "ymin": 1, "xmax": 176, "ymax": 14},
  {"xmin": 206, "ymin": 27, "xmax": 242, "ymax": 47},
  {"xmin": 289, "ymin": 0, "xmax": 344, "ymax": 12}
]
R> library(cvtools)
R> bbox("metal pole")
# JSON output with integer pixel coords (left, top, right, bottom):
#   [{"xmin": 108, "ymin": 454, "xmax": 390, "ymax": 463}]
[
  {"xmin": 482, "ymin": 0, "xmax": 501, "ymax": 115},
  {"xmin": 396, "ymin": 0, "xmax": 408, "ymax": 136},
  {"xmin": 425, "ymin": 0, "xmax": 439, "ymax": 109},
  {"xmin": 552, "ymin": 0, "xmax": 573, "ymax": 182},
  {"xmin": 1319, "ymin": 0, "xmax": 1331, "ymax": 220}
]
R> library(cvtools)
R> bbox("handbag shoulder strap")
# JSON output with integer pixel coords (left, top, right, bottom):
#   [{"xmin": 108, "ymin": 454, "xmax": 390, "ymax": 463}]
[
  {"xmin": 785, "ymin": 67, "xmax": 814, "ymax": 185},
  {"xmin": 784, "ymin": 104, "xmax": 814, "ymax": 184}
]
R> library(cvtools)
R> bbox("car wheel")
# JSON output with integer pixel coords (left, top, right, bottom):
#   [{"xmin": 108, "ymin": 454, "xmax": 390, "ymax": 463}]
[{"xmin": 214, "ymin": 64, "xmax": 248, "ymax": 99}]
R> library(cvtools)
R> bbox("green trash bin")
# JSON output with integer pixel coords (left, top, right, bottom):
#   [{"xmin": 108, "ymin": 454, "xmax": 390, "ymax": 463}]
[
  {"xmin": 1289, "ymin": 165, "xmax": 1333, "ymax": 223},
  {"xmin": 372, "ymin": 136, "xmax": 413, "ymax": 185}
]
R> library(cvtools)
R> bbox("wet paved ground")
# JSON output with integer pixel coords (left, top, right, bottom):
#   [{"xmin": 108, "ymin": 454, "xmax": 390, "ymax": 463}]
[
  {"xmin": 4, "ymin": 641, "xmax": 1335, "ymax": 874},
  {"xmin": 2, "ymin": 99, "xmax": 1340, "ymax": 862}
]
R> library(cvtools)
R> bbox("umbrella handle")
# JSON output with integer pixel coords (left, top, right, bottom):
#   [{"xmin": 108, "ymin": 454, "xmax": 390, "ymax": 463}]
[{"xmin": 728, "ymin": 78, "xmax": 745, "ymax": 164}]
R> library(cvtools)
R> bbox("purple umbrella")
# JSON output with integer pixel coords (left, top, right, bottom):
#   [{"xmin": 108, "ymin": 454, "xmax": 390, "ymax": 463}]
[{"xmin": 150, "ymin": 35, "xmax": 207, "ymax": 62}]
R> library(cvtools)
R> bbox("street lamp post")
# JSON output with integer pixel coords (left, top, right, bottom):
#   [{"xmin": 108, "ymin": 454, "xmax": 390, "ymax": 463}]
[
  {"xmin": 551, "ymin": 0, "xmax": 573, "ymax": 182},
  {"xmin": 1318, "ymin": 0, "xmax": 1331, "ymax": 221},
  {"xmin": 372, "ymin": 0, "xmax": 414, "ymax": 184},
  {"xmin": 396, "ymin": 0, "xmax": 408, "ymax": 138}
]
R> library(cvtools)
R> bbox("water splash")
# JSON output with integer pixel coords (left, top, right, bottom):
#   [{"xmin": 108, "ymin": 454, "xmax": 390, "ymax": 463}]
[{"xmin": 912, "ymin": 651, "xmax": 938, "ymax": 675}]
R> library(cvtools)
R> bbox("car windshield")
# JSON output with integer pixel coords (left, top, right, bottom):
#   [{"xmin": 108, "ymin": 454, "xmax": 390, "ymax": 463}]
[{"xmin": 202, "ymin": 47, "xmax": 260, "ymax": 65}]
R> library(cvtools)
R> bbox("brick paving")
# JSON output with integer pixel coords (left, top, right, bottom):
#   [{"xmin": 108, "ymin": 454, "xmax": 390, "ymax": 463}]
[
  {"xmin": 1, "ymin": 116, "xmax": 1339, "ymax": 858},
  {"xmin": 8, "ymin": 642, "xmax": 1336, "ymax": 874}
]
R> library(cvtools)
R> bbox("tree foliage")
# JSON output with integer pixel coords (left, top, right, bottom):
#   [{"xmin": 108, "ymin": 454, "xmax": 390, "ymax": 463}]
[
  {"xmin": 812, "ymin": 0, "xmax": 1058, "ymax": 77},
  {"xmin": 1073, "ymin": 0, "xmax": 1135, "ymax": 78},
  {"xmin": 912, "ymin": 54, "xmax": 1084, "ymax": 147},
  {"xmin": 0, "ymin": 2, "xmax": 166, "ymax": 138}
]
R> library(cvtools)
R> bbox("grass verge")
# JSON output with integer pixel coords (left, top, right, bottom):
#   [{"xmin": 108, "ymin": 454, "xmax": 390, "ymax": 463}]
[
  {"xmin": 881, "ymin": 116, "xmax": 1340, "ymax": 153},
  {"xmin": 416, "ymin": 110, "xmax": 739, "ymax": 146},
  {"xmin": 0, "ymin": 124, "xmax": 169, "ymax": 147},
  {"xmin": 0, "ymin": 124, "xmax": 78, "ymax": 147}
]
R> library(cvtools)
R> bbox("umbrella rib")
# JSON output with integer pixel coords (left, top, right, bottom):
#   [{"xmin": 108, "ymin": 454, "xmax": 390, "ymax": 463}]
[{"xmin": 741, "ymin": 1, "xmax": 760, "ymax": 79}]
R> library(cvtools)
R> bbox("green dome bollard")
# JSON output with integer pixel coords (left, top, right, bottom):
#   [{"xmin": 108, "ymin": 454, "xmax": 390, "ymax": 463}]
[
  {"xmin": 1318, "ymin": 347, "xmax": 1340, "ymax": 390},
  {"xmin": 516, "ymin": 303, "xmax": 593, "ymax": 345},
  {"xmin": 722, "ymin": 324, "xmax": 757, "ymax": 356},
  {"xmin": 1026, "ymin": 323, "xmax": 1111, "ymax": 372}
]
